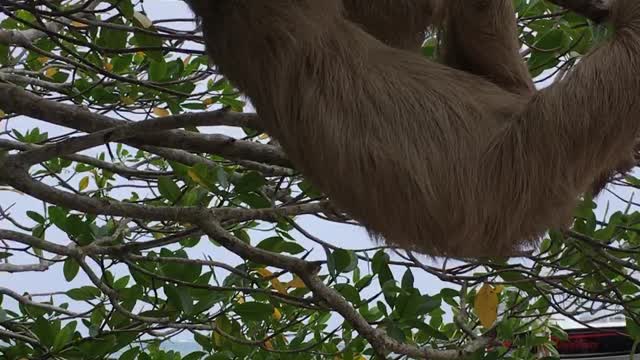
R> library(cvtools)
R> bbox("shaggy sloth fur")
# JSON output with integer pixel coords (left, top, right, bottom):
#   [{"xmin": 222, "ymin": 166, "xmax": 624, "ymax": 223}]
[{"xmin": 186, "ymin": 0, "xmax": 640, "ymax": 257}]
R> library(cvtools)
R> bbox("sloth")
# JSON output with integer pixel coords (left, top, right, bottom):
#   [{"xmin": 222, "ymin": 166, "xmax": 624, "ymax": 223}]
[{"xmin": 185, "ymin": 0, "xmax": 640, "ymax": 257}]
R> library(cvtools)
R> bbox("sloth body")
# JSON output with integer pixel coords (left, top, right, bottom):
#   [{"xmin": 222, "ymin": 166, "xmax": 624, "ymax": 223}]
[{"xmin": 187, "ymin": 0, "xmax": 640, "ymax": 257}]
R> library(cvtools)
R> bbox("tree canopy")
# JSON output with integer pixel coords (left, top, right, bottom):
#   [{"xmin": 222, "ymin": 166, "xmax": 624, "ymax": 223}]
[{"xmin": 0, "ymin": 1, "xmax": 639, "ymax": 359}]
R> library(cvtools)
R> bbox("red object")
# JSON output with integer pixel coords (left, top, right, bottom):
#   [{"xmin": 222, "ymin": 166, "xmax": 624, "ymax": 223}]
[{"xmin": 553, "ymin": 328, "xmax": 634, "ymax": 355}]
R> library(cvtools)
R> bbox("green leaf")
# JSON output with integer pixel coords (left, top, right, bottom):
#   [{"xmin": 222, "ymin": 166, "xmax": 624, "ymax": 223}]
[
  {"xmin": 628, "ymin": 317, "xmax": 640, "ymax": 340},
  {"xmin": 52, "ymin": 321, "xmax": 77, "ymax": 351},
  {"xmin": 158, "ymin": 176, "xmax": 181, "ymax": 202},
  {"xmin": 111, "ymin": 54, "xmax": 133, "ymax": 73},
  {"xmin": 335, "ymin": 284, "xmax": 361, "ymax": 304},
  {"xmin": 164, "ymin": 284, "xmax": 194, "ymax": 315},
  {"xmin": 256, "ymin": 237, "xmax": 305, "ymax": 255},
  {"xmin": 206, "ymin": 351, "xmax": 235, "ymax": 360},
  {"xmin": 97, "ymin": 20, "xmax": 128, "ymax": 49},
  {"xmin": 131, "ymin": 30, "xmax": 163, "ymax": 61},
  {"xmin": 63, "ymin": 258, "xmax": 80, "ymax": 282},
  {"xmin": 234, "ymin": 302, "xmax": 272, "ymax": 322},
  {"xmin": 32, "ymin": 317, "xmax": 57, "ymax": 347},
  {"xmin": 194, "ymin": 331, "xmax": 213, "ymax": 352},
  {"xmin": 372, "ymin": 251, "xmax": 393, "ymax": 286},
  {"xmin": 184, "ymin": 352, "xmax": 208, "ymax": 360},
  {"xmin": 149, "ymin": 59, "xmax": 168, "ymax": 81},
  {"xmin": 417, "ymin": 295, "xmax": 441, "ymax": 315},
  {"xmin": 111, "ymin": 0, "xmax": 134, "ymax": 17},
  {"xmin": 238, "ymin": 193, "xmax": 270, "ymax": 209},
  {"xmin": 48, "ymin": 206, "xmax": 68, "ymax": 231},
  {"xmin": 401, "ymin": 269, "xmax": 414, "ymax": 290},
  {"xmin": 408, "ymin": 320, "xmax": 449, "ymax": 341},
  {"xmin": 118, "ymin": 347, "xmax": 140, "ymax": 360},
  {"xmin": 333, "ymin": 249, "xmax": 358, "ymax": 273},
  {"xmin": 440, "ymin": 288, "xmax": 459, "ymax": 307},
  {"xmin": 26, "ymin": 211, "xmax": 45, "ymax": 224},
  {"xmin": 397, "ymin": 290, "xmax": 422, "ymax": 320},
  {"xmin": 67, "ymin": 286, "xmax": 101, "ymax": 301},
  {"xmin": 158, "ymin": 249, "xmax": 202, "ymax": 283},
  {"xmin": 234, "ymin": 171, "xmax": 267, "ymax": 193}
]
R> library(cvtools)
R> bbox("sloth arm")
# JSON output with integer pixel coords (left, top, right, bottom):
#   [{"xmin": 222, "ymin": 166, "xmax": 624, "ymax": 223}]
[
  {"xmin": 342, "ymin": 0, "xmax": 535, "ymax": 95},
  {"xmin": 440, "ymin": 0, "xmax": 535, "ymax": 95},
  {"xmin": 478, "ymin": 0, "xmax": 640, "ymax": 252}
]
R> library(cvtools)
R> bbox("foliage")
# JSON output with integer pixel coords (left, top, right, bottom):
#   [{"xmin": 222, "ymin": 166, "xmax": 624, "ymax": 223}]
[{"xmin": 0, "ymin": 1, "xmax": 638, "ymax": 359}]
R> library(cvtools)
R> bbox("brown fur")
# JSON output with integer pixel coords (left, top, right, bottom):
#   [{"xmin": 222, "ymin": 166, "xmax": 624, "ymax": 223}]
[
  {"xmin": 341, "ymin": 0, "xmax": 436, "ymax": 51},
  {"xmin": 186, "ymin": 0, "xmax": 640, "ymax": 257}
]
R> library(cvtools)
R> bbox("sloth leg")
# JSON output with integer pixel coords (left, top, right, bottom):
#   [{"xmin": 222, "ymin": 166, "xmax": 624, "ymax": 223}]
[{"xmin": 440, "ymin": 0, "xmax": 535, "ymax": 95}]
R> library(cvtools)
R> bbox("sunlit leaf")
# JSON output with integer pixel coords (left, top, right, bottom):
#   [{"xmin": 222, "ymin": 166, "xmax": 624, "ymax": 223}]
[
  {"xmin": 78, "ymin": 176, "xmax": 90, "ymax": 191},
  {"xmin": 152, "ymin": 107, "xmax": 171, "ymax": 117},
  {"xmin": 44, "ymin": 67, "xmax": 58, "ymax": 78},
  {"xmin": 474, "ymin": 284, "xmax": 501, "ymax": 328}
]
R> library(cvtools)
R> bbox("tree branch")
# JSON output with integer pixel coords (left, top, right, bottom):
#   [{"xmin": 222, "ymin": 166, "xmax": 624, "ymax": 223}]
[
  {"xmin": 547, "ymin": 0, "xmax": 611, "ymax": 21},
  {"xmin": 196, "ymin": 218, "xmax": 492, "ymax": 359},
  {"xmin": 0, "ymin": 82, "xmax": 288, "ymax": 166},
  {"xmin": 0, "ymin": 287, "xmax": 82, "ymax": 316}
]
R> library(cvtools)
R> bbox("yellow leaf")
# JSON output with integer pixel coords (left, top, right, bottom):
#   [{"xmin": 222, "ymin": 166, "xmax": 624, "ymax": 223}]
[
  {"xmin": 121, "ymin": 96, "xmax": 135, "ymax": 106},
  {"xmin": 187, "ymin": 168, "xmax": 209, "ymax": 189},
  {"xmin": 256, "ymin": 268, "xmax": 274, "ymax": 278},
  {"xmin": 0, "ymin": 109, "xmax": 6, "ymax": 117},
  {"xmin": 256, "ymin": 268, "xmax": 288, "ymax": 294},
  {"xmin": 152, "ymin": 107, "xmax": 170, "ymax": 117},
  {"xmin": 133, "ymin": 11, "xmax": 153, "ymax": 28},
  {"xmin": 272, "ymin": 279, "xmax": 288, "ymax": 294},
  {"xmin": 272, "ymin": 308, "xmax": 282, "ymax": 321},
  {"xmin": 36, "ymin": 56, "xmax": 48, "ymax": 64},
  {"xmin": 355, "ymin": 356, "xmax": 367, "ymax": 360},
  {"xmin": 70, "ymin": 20, "xmax": 88, "ymax": 28},
  {"xmin": 474, "ymin": 283, "xmax": 500, "ymax": 328},
  {"xmin": 203, "ymin": 97, "xmax": 216, "ymax": 106},
  {"xmin": 236, "ymin": 294, "xmax": 245, "ymax": 304},
  {"xmin": 78, "ymin": 176, "xmax": 90, "ymax": 191},
  {"xmin": 44, "ymin": 68, "xmax": 58, "ymax": 78},
  {"xmin": 104, "ymin": 62, "xmax": 114, "ymax": 72},
  {"xmin": 258, "ymin": 133, "xmax": 270, "ymax": 140},
  {"xmin": 287, "ymin": 275, "xmax": 306, "ymax": 289},
  {"xmin": 212, "ymin": 331, "xmax": 223, "ymax": 347},
  {"xmin": 263, "ymin": 340, "xmax": 273, "ymax": 350}
]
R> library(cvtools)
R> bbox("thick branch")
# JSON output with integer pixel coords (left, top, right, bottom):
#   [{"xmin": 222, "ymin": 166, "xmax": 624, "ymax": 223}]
[
  {"xmin": 0, "ymin": 22, "xmax": 62, "ymax": 46},
  {"xmin": 0, "ymin": 139, "xmax": 172, "ymax": 179},
  {"xmin": 0, "ymin": 164, "xmax": 205, "ymax": 222},
  {"xmin": 0, "ymin": 163, "xmax": 327, "ymax": 223},
  {"xmin": 547, "ymin": 0, "xmax": 611, "ymax": 21},
  {"xmin": 0, "ymin": 83, "xmax": 288, "ymax": 166}
]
